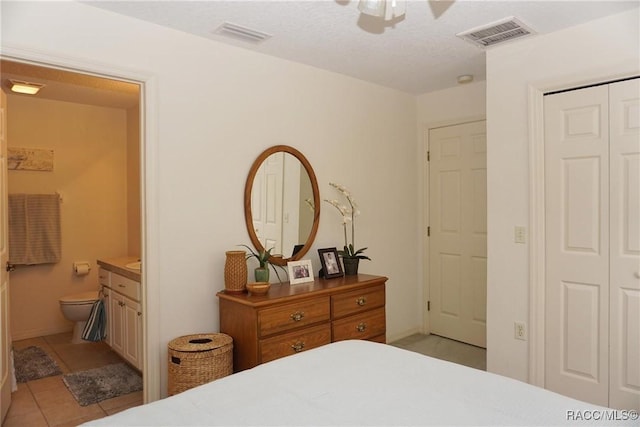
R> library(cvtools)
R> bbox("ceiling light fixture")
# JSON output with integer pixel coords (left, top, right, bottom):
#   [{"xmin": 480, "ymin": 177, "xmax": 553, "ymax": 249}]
[
  {"xmin": 9, "ymin": 79, "xmax": 46, "ymax": 95},
  {"xmin": 358, "ymin": 0, "xmax": 406, "ymax": 21}
]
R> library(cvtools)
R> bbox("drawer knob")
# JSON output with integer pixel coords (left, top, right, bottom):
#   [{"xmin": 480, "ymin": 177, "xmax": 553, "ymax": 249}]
[
  {"xmin": 356, "ymin": 322, "xmax": 367, "ymax": 333},
  {"xmin": 290, "ymin": 311, "xmax": 305, "ymax": 322},
  {"xmin": 291, "ymin": 341, "xmax": 305, "ymax": 352},
  {"xmin": 118, "ymin": 284, "xmax": 126, "ymax": 288},
  {"xmin": 356, "ymin": 297, "xmax": 367, "ymax": 306}
]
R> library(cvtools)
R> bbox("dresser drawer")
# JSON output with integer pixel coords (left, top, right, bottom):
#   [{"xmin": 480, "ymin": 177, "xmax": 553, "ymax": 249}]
[
  {"xmin": 258, "ymin": 297, "xmax": 330, "ymax": 337},
  {"xmin": 331, "ymin": 284, "xmax": 385, "ymax": 319},
  {"xmin": 260, "ymin": 323, "xmax": 331, "ymax": 364},
  {"xmin": 332, "ymin": 307, "xmax": 386, "ymax": 341},
  {"xmin": 109, "ymin": 273, "xmax": 141, "ymax": 302}
]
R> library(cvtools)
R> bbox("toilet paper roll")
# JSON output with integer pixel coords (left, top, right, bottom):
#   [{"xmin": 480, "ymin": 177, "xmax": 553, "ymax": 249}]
[{"xmin": 73, "ymin": 262, "xmax": 91, "ymax": 276}]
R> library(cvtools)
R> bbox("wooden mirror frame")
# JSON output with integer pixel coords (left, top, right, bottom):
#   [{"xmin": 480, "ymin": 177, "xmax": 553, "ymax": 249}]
[{"xmin": 244, "ymin": 145, "xmax": 320, "ymax": 266}]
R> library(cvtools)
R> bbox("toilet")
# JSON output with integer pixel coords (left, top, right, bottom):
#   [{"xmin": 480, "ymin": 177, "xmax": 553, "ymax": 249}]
[{"xmin": 59, "ymin": 291, "xmax": 100, "ymax": 344}]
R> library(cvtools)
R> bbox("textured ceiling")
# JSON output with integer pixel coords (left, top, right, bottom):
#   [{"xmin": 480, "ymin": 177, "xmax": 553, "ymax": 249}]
[
  {"xmin": 86, "ymin": 0, "xmax": 640, "ymax": 94},
  {"xmin": 2, "ymin": 1, "xmax": 638, "ymax": 108}
]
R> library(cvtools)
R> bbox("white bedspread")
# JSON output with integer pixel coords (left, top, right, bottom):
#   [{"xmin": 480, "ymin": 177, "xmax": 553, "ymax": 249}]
[{"xmin": 84, "ymin": 340, "xmax": 636, "ymax": 426}]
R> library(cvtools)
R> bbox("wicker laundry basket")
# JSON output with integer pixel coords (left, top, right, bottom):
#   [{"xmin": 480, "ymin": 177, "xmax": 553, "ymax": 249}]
[{"xmin": 167, "ymin": 333, "xmax": 233, "ymax": 396}]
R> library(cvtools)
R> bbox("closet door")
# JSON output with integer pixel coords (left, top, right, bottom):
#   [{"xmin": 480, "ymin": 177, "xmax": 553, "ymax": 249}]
[
  {"xmin": 609, "ymin": 79, "xmax": 640, "ymax": 410},
  {"xmin": 544, "ymin": 85, "xmax": 610, "ymax": 406}
]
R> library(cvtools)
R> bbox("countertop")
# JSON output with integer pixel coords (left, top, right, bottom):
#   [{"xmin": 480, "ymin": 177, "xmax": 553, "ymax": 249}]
[{"xmin": 97, "ymin": 256, "xmax": 141, "ymax": 282}]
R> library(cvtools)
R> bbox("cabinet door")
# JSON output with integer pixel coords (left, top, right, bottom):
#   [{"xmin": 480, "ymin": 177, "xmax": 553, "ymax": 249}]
[
  {"xmin": 123, "ymin": 298, "xmax": 142, "ymax": 370},
  {"xmin": 110, "ymin": 291, "xmax": 125, "ymax": 355},
  {"xmin": 102, "ymin": 286, "xmax": 112, "ymax": 347}
]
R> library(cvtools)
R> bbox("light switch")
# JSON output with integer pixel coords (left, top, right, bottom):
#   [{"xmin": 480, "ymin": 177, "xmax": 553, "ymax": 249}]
[{"xmin": 515, "ymin": 226, "xmax": 526, "ymax": 244}]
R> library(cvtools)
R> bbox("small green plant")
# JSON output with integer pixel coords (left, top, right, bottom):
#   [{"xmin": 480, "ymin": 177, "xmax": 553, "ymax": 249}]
[
  {"xmin": 239, "ymin": 244, "xmax": 287, "ymax": 282},
  {"xmin": 340, "ymin": 243, "xmax": 371, "ymax": 260}
]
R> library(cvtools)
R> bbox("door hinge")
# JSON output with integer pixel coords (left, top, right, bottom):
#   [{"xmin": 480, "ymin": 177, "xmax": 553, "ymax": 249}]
[
  {"xmin": 427, "ymin": 301, "xmax": 431, "ymax": 311},
  {"xmin": 427, "ymin": 226, "xmax": 430, "ymax": 237},
  {"xmin": 427, "ymin": 151, "xmax": 430, "ymax": 162}
]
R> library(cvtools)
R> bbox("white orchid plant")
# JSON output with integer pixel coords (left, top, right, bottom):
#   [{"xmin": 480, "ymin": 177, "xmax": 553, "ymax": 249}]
[{"xmin": 324, "ymin": 182, "xmax": 371, "ymax": 261}]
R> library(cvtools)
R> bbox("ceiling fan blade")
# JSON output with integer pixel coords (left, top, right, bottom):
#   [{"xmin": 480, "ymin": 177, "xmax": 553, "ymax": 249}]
[{"xmin": 429, "ymin": 0, "xmax": 455, "ymax": 19}]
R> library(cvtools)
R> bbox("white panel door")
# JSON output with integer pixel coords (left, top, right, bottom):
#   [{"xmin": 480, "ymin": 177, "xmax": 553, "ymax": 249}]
[
  {"xmin": 545, "ymin": 85, "xmax": 610, "ymax": 406},
  {"xmin": 251, "ymin": 153, "xmax": 283, "ymax": 254},
  {"xmin": 0, "ymin": 87, "xmax": 11, "ymax": 423},
  {"xmin": 429, "ymin": 120, "xmax": 487, "ymax": 348},
  {"xmin": 609, "ymin": 79, "xmax": 640, "ymax": 410}
]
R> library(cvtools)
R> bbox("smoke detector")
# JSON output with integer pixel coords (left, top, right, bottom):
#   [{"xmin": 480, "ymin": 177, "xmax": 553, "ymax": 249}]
[{"xmin": 457, "ymin": 17, "xmax": 536, "ymax": 49}]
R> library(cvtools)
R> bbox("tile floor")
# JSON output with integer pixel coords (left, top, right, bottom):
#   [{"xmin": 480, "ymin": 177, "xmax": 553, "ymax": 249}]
[
  {"xmin": 3, "ymin": 332, "xmax": 143, "ymax": 427},
  {"xmin": 390, "ymin": 333, "xmax": 487, "ymax": 371}
]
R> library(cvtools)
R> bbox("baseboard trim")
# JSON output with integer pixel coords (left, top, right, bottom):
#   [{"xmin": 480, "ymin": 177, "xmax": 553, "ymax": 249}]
[{"xmin": 12, "ymin": 325, "xmax": 72, "ymax": 342}]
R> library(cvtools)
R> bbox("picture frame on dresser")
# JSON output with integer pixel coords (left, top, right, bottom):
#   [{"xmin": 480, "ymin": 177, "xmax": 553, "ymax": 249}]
[
  {"xmin": 318, "ymin": 247, "xmax": 343, "ymax": 279},
  {"xmin": 287, "ymin": 259, "xmax": 314, "ymax": 284}
]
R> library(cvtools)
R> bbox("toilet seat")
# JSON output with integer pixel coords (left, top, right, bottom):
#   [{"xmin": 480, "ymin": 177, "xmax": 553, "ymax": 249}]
[{"xmin": 59, "ymin": 291, "xmax": 99, "ymax": 305}]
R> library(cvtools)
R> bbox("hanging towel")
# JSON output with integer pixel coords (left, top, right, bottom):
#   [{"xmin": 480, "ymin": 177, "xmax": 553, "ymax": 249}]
[
  {"xmin": 82, "ymin": 299, "xmax": 106, "ymax": 342},
  {"xmin": 8, "ymin": 193, "xmax": 61, "ymax": 265}
]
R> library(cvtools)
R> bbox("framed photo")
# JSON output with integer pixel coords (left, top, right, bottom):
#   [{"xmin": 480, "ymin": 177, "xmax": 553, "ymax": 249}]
[
  {"xmin": 287, "ymin": 259, "xmax": 314, "ymax": 285},
  {"xmin": 318, "ymin": 247, "xmax": 343, "ymax": 279}
]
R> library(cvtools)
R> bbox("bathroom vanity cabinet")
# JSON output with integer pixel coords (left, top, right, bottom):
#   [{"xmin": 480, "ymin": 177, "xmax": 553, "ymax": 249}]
[{"xmin": 98, "ymin": 259, "xmax": 142, "ymax": 371}]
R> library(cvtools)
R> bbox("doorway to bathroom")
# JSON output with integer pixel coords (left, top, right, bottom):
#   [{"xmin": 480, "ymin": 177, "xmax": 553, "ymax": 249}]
[{"xmin": 0, "ymin": 59, "xmax": 146, "ymax": 423}]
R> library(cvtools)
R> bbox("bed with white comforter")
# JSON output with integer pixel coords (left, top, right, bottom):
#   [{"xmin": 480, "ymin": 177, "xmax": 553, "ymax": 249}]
[{"xmin": 84, "ymin": 340, "xmax": 636, "ymax": 426}]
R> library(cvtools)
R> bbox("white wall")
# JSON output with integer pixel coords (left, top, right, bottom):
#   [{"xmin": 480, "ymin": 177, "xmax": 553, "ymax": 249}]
[
  {"xmin": 1, "ymin": 1, "xmax": 421, "ymax": 396},
  {"xmin": 486, "ymin": 9, "xmax": 639, "ymax": 382},
  {"xmin": 417, "ymin": 81, "xmax": 486, "ymax": 126}
]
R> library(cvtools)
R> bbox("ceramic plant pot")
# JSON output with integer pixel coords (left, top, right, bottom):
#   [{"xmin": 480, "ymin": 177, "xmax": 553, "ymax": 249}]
[
  {"xmin": 254, "ymin": 266, "xmax": 270, "ymax": 282},
  {"xmin": 342, "ymin": 257, "xmax": 360, "ymax": 276}
]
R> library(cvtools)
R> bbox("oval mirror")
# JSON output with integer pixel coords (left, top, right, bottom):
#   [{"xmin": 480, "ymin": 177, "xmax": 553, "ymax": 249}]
[{"xmin": 244, "ymin": 145, "xmax": 320, "ymax": 266}]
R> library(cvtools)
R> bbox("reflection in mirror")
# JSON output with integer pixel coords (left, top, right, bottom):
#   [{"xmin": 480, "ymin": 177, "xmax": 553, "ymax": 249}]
[
  {"xmin": 244, "ymin": 146, "xmax": 320, "ymax": 266},
  {"xmin": 251, "ymin": 152, "xmax": 314, "ymax": 258}
]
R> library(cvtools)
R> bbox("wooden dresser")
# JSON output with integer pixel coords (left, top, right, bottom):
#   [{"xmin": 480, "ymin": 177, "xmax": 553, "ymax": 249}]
[{"xmin": 217, "ymin": 274, "xmax": 387, "ymax": 371}]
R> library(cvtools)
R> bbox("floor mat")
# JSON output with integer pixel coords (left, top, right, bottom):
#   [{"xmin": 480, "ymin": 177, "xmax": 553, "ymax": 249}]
[
  {"xmin": 13, "ymin": 346, "xmax": 62, "ymax": 382},
  {"xmin": 63, "ymin": 362, "xmax": 142, "ymax": 406}
]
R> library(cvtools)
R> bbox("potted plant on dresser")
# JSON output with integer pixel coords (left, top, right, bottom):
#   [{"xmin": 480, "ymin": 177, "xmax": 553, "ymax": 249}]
[
  {"xmin": 240, "ymin": 245, "xmax": 286, "ymax": 283},
  {"xmin": 324, "ymin": 182, "xmax": 371, "ymax": 275}
]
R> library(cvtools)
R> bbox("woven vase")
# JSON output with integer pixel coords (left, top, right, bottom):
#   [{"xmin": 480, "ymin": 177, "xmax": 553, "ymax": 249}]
[{"xmin": 224, "ymin": 251, "xmax": 247, "ymax": 293}]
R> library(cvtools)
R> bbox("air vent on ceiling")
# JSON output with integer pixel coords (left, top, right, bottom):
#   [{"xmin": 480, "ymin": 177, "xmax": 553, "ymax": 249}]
[
  {"xmin": 457, "ymin": 17, "xmax": 535, "ymax": 49},
  {"xmin": 213, "ymin": 22, "xmax": 272, "ymax": 44}
]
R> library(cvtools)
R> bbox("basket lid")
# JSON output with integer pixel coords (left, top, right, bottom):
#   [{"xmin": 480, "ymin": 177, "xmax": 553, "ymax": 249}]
[{"xmin": 168, "ymin": 333, "xmax": 232, "ymax": 352}]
